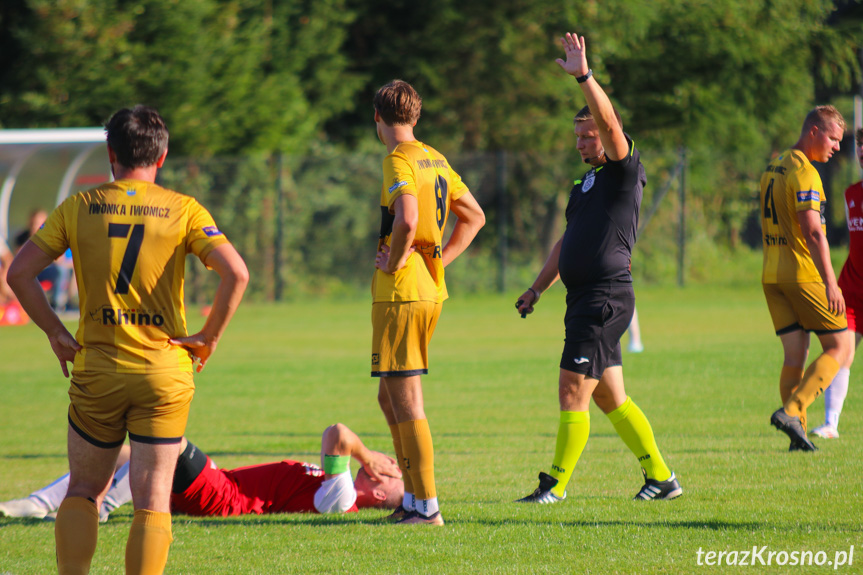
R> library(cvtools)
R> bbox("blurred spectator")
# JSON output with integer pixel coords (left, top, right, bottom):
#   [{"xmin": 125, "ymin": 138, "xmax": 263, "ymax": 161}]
[
  {"xmin": 0, "ymin": 234, "xmax": 29, "ymax": 325},
  {"xmin": 0, "ymin": 234, "xmax": 13, "ymax": 304},
  {"xmin": 14, "ymin": 209, "xmax": 61, "ymax": 309}
]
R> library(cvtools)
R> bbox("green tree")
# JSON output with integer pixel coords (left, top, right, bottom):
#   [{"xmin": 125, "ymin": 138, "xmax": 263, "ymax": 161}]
[{"xmin": 0, "ymin": 0, "xmax": 362, "ymax": 156}]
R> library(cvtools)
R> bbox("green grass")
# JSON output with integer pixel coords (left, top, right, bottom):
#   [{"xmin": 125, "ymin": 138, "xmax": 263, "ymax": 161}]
[{"xmin": 1, "ymin": 285, "xmax": 861, "ymax": 574}]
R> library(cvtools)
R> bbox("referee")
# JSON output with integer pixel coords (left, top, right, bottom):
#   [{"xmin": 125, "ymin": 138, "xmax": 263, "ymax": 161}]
[{"xmin": 515, "ymin": 32, "xmax": 681, "ymax": 503}]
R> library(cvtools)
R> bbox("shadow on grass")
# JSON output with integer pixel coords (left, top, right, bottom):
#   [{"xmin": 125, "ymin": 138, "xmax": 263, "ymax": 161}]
[
  {"xmin": 5, "ymin": 515, "xmax": 861, "ymax": 534},
  {"xmin": 0, "ymin": 453, "xmax": 65, "ymax": 460},
  {"xmin": 169, "ymin": 516, "xmax": 765, "ymax": 531}
]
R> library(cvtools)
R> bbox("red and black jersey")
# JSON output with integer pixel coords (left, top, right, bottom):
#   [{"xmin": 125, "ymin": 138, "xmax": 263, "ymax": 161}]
[{"xmin": 170, "ymin": 456, "xmax": 359, "ymax": 516}]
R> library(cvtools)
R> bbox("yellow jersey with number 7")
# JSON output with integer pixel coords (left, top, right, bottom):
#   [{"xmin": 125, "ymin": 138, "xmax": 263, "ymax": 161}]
[
  {"xmin": 31, "ymin": 179, "xmax": 229, "ymax": 374},
  {"xmin": 760, "ymin": 149, "xmax": 826, "ymax": 284}
]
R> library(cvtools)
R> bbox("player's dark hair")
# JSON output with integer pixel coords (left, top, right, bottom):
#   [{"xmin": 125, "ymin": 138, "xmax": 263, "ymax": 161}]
[
  {"xmin": 856, "ymin": 127, "xmax": 863, "ymax": 146},
  {"xmin": 105, "ymin": 105, "xmax": 169, "ymax": 168},
  {"xmin": 374, "ymin": 80, "xmax": 422, "ymax": 126},
  {"xmin": 574, "ymin": 105, "xmax": 623, "ymax": 130}
]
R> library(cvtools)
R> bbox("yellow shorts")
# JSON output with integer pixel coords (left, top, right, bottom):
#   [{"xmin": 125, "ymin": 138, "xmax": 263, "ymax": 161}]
[
  {"xmin": 371, "ymin": 301, "xmax": 442, "ymax": 377},
  {"xmin": 763, "ymin": 282, "xmax": 847, "ymax": 335},
  {"xmin": 68, "ymin": 371, "xmax": 195, "ymax": 447}
]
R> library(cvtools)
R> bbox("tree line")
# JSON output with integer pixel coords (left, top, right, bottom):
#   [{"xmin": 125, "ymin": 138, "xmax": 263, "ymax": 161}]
[{"xmin": 1, "ymin": 0, "xmax": 861, "ymax": 296}]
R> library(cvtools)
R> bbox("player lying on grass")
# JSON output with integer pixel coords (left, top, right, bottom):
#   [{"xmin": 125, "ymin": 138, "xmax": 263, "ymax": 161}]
[{"xmin": 0, "ymin": 423, "xmax": 403, "ymax": 521}]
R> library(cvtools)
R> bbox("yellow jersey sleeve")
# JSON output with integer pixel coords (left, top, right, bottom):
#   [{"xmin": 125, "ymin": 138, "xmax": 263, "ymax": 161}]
[
  {"xmin": 788, "ymin": 163, "xmax": 824, "ymax": 214},
  {"xmin": 448, "ymin": 165, "xmax": 468, "ymax": 203},
  {"xmin": 31, "ymin": 197, "xmax": 74, "ymax": 259},
  {"xmin": 383, "ymin": 150, "xmax": 417, "ymax": 210},
  {"xmin": 185, "ymin": 199, "xmax": 229, "ymax": 264}
]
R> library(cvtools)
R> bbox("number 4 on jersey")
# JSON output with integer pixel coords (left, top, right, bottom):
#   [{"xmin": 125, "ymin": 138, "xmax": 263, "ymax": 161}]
[
  {"xmin": 108, "ymin": 223, "xmax": 144, "ymax": 294},
  {"xmin": 763, "ymin": 179, "xmax": 778, "ymax": 225}
]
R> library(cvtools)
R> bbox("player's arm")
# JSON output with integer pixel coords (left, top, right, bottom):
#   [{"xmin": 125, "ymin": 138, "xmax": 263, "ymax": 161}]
[
  {"xmin": 169, "ymin": 243, "xmax": 249, "ymax": 372},
  {"xmin": 442, "ymin": 191, "xmax": 486, "ymax": 268},
  {"xmin": 798, "ymin": 209, "xmax": 845, "ymax": 315},
  {"xmin": 515, "ymin": 235, "xmax": 563, "ymax": 317},
  {"xmin": 7, "ymin": 241, "xmax": 81, "ymax": 377},
  {"xmin": 320, "ymin": 423, "xmax": 401, "ymax": 482},
  {"xmin": 376, "ymin": 194, "xmax": 418, "ymax": 274},
  {"xmin": 556, "ymin": 32, "xmax": 628, "ymax": 161}
]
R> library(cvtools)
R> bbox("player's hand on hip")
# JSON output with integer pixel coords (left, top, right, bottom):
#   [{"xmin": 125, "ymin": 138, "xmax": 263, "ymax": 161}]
[
  {"xmin": 555, "ymin": 32, "xmax": 590, "ymax": 77},
  {"xmin": 375, "ymin": 245, "xmax": 392, "ymax": 273},
  {"xmin": 169, "ymin": 333, "xmax": 217, "ymax": 373},
  {"xmin": 48, "ymin": 329, "xmax": 81, "ymax": 378},
  {"xmin": 364, "ymin": 451, "xmax": 402, "ymax": 482},
  {"xmin": 375, "ymin": 244, "xmax": 416, "ymax": 274},
  {"xmin": 515, "ymin": 288, "xmax": 539, "ymax": 318},
  {"xmin": 826, "ymin": 283, "xmax": 846, "ymax": 316}
]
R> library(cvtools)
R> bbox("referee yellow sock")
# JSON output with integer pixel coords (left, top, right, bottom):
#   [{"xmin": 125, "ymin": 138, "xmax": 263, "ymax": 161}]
[
  {"xmin": 125, "ymin": 509, "xmax": 173, "ymax": 575},
  {"xmin": 55, "ymin": 496, "xmax": 99, "ymax": 575},
  {"xmin": 388, "ymin": 423, "xmax": 414, "ymax": 496},
  {"xmin": 549, "ymin": 411, "xmax": 590, "ymax": 498},
  {"xmin": 786, "ymin": 353, "xmax": 840, "ymax": 432},
  {"xmin": 607, "ymin": 397, "xmax": 671, "ymax": 482},
  {"xmin": 779, "ymin": 365, "xmax": 804, "ymax": 405},
  {"xmin": 398, "ymin": 419, "xmax": 436, "ymax": 500}
]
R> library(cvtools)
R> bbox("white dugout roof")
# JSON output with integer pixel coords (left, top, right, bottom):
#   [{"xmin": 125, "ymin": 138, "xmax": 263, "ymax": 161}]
[{"xmin": 0, "ymin": 128, "xmax": 109, "ymax": 241}]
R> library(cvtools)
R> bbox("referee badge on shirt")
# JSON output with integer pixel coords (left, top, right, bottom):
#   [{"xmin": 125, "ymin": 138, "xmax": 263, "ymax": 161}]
[{"xmin": 582, "ymin": 170, "xmax": 596, "ymax": 193}]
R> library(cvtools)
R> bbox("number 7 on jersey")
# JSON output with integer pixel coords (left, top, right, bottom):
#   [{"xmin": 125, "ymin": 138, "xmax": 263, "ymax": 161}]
[{"xmin": 108, "ymin": 223, "xmax": 145, "ymax": 294}]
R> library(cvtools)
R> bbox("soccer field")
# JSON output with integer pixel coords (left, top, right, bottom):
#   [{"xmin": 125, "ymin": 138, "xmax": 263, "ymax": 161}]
[{"xmin": 1, "ymin": 286, "xmax": 860, "ymax": 574}]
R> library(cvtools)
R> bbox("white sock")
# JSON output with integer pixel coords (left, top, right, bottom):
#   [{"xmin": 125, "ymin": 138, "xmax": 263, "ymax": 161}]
[
  {"xmin": 29, "ymin": 473, "xmax": 70, "ymax": 511},
  {"xmin": 824, "ymin": 367, "xmax": 850, "ymax": 429},
  {"xmin": 402, "ymin": 493, "xmax": 416, "ymax": 511},
  {"xmin": 101, "ymin": 462, "xmax": 132, "ymax": 518},
  {"xmin": 415, "ymin": 496, "xmax": 439, "ymax": 517}
]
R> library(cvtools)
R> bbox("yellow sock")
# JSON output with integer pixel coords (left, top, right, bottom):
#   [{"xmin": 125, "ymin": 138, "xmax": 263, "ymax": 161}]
[
  {"xmin": 55, "ymin": 496, "xmax": 99, "ymax": 575},
  {"xmin": 389, "ymin": 423, "xmax": 413, "ymax": 495},
  {"xmin": 779, "ymin": 365, "xmax": 804, "ymax": 405},
  {"xmin": 125, "ymin": 509, "xmax": 173, "ymax": 575},
  {"xmin": 398, "ymin": 419, "xmax": 436, "ymax": 500},
  {"xmin": 607, "ymin": 397, "xmax": 671, "ymax": 482},
  {"xmin": 786, "ymin": 354, "xmax": 840, "ymax": 432},
  {"xmin": 548, "ymin": 411, "xmax": 590, "ymax": 498}
]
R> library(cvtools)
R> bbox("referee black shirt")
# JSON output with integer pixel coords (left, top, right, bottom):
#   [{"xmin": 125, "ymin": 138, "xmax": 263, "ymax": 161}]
[{"xmin": 558, "ymin": 134, "xmax": 645, "ymax": 289}]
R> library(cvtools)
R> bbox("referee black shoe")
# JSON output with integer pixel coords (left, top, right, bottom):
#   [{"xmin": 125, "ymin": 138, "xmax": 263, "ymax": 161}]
[
  {"xmin": 771, "ymin": 408, "xmax": 817, "ymax": 452},
  {"xmin": 515, "ymin": 472, "xmax": 566, "ymax": 504},
  {"xmin": 634, "ymin": 470, "xmax": 683, "ymax": 500}
]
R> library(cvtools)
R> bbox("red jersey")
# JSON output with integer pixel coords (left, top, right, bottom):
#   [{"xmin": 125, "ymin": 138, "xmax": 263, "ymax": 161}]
[
  {"xmin": 170, "ymin": 456, "xmax": 359, "ymax": 516},
  {"xmin": 839, "ymin": 182, "xmax": 863, "ymax": 293}
]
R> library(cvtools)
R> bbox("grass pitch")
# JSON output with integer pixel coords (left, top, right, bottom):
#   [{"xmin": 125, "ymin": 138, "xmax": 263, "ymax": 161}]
[{"xmin": 0, "ymin": 285, "xmax": 861, "ymax": 574}]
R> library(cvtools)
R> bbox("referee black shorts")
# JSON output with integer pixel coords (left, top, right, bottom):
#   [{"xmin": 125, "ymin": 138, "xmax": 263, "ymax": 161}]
[{"xmin": 560, "ymin": 283, "xmax": 635, "ymax": 380}]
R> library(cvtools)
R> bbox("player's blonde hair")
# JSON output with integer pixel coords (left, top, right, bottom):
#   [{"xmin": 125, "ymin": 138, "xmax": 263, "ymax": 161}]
[
  {"xmin": 802, "ymin": 105, "xmax": 846, "ymax": 134},
  {"xmin": 374, "ymin": 80, "xmax": 422, "ymax": 126}
]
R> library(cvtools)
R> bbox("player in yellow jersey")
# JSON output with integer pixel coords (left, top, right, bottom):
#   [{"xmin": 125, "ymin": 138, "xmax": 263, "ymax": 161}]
[
  {"xmin": 8, "ymin": 106, "xmax": 249, "ymax": 575},
  {"xmin": 371, "ymin": 80, "xmax": 485, "ymax": 525},
  {"xmin": 760, "ymin": 105, "xmax": 850, "ymax": 452}
]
